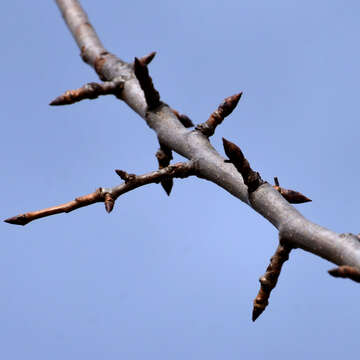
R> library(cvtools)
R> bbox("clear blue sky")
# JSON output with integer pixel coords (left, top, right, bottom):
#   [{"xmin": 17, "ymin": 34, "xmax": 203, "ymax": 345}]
[{"xmin": 2, "ymin": 1, "xmax": 360, "ymax": 359}]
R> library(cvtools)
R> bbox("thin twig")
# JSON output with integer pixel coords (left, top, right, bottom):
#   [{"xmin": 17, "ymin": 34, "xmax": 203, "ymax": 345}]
[
  {"xmin": 4, "ymin": 162, "xmax": 195, "ymax": 226},
  {"xmin": 196, "ymin": 93, "xmax": 242, "ymax": 137},
  {"xmin": 252, "ymin": 241, "xmax": 292, "ymax": 321},
  {"xmin": 49, "ymin": 78, "xmax": 124, "ymax": 106}
]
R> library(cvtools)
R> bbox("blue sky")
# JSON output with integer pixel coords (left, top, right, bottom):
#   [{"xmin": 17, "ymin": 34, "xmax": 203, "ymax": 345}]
[{"xmin": 2, "ymin": 1, "xmax": 360, "ymax": 359}]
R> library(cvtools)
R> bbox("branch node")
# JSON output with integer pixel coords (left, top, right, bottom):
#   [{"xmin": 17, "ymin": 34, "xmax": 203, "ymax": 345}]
[{"xmin": 196, "ymin": 93, "xmax": 242, "ymax": 137}]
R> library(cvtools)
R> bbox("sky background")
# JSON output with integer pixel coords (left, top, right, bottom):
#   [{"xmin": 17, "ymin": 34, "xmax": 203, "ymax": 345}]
[{"xmin": 2, "ymin": 0, "xmax": 360, "ymax": 359}]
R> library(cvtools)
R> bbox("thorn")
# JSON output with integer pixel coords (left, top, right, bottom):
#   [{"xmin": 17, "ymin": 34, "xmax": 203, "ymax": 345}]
[
  {"xmin": 4, "ymin": 215, "xmax": 29, "ymax": 226},
  {"xmin": 139, "ymin": 51, "xmax": 157, "ymax": 65},
  {"xmin": 104, "ymin": 193, "xmax": 114, "ymax": 213}
]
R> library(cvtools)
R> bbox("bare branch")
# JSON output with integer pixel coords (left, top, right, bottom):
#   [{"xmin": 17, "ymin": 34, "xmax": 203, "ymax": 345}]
[
  {"xmin": 49, "ymin": 78, "xmax": 124, "ymax": 106},
  {"xmin": 10, "ymin": 0, "xmax": 359, "ymax": 282},
  {"xmin": 252, "ymin": 241, "xmax": 292, "ymax": 321},
  {"xmin": 196, "ymin": 93, "xmax": 242, "ymax": 137},
  {"xmin": 4, "ymin": 162, "xmax": 195, "ymax": 226}
]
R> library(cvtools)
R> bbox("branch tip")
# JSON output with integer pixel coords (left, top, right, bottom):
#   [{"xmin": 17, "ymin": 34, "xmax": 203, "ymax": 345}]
[
  {"xmin": 4, "ymin": 214, "xmax": 29, "ymax": 226},
  {"xmin": 252, "ymin": 242, "xmax": 292, "ymax": 321}
]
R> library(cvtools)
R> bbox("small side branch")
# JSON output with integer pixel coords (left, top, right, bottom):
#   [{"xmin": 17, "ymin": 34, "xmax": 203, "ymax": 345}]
[
  {"xmin": 328, "ymin": 265, "xmax": 360, "ymax": 283},
  {"xmin": 252, "ymin": 241, "xmax": 292, "ymax": 321},
  {"xmin": 222, "ymin": 137, "xmax": 263, "ymax": 192},
  {"xmin": 4, "ymin": 162, "xmax": 195, "ymax": 226},
  {"xmin": 49, "ymin": 78, "xmax": 124, "ymax": 106},
  {"xmin": 196, "ymin": 93, "xmax": 242, "ymax": 137}
]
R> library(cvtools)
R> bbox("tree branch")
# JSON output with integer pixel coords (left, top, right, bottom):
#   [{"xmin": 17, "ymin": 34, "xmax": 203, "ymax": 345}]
[
  {"xmin": 4, "ymin": 162, "xmax": 195, "ymax": 226},
  {"xmin": 6, "ymin": 0, "xmax": 360, "ymax": 295}
]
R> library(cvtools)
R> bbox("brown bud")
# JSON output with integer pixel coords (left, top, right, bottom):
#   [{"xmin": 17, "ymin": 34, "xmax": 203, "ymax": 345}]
[
  {"xmin": 104, "ymin": 193, "xmax": 115, "ymax": 213},
  {"xmin": 218, "ymin": 92, "xmax": 242, "ymax": 118}
]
